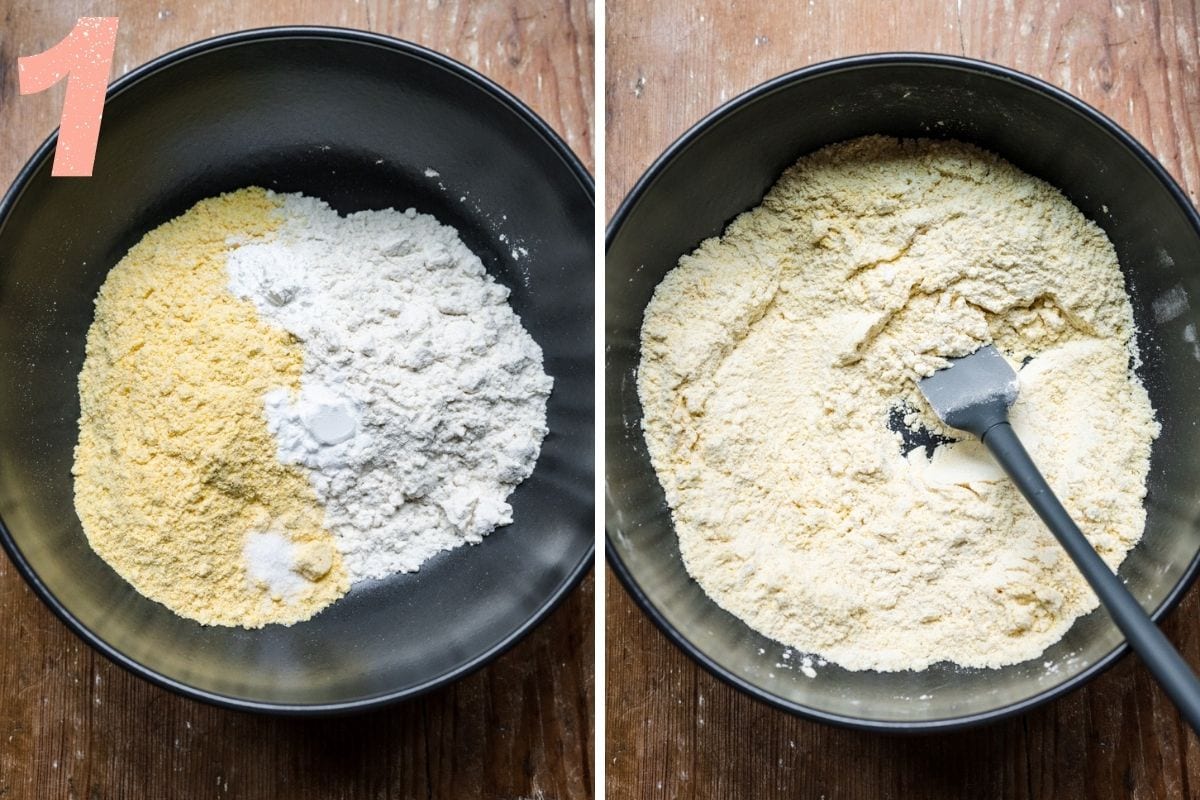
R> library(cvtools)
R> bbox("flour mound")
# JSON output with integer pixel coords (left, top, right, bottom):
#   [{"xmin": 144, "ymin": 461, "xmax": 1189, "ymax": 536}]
[
  {"xmin": 638, "ymin": 136, "xmax": 1159, "ymax": 672},
  {"xmin": 228, "ymin": 194, "xmax": 552, "ymax": 581}
]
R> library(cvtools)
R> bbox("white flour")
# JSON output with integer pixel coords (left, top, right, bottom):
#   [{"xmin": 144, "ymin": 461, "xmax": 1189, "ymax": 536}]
[
  {"xmin": 228, "ymin": 193, "xmax": 552, "ymax": 581},
  {"xmin": 639, "ymin": 137, "xmax": 1159, "ymax": 672}
]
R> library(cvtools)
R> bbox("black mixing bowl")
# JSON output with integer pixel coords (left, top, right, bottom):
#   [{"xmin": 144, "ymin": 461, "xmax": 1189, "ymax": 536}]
[
  {"xmin": 0, "ymin": 27, "xmax": 593, "ymax": 713},
  {"xmin": 606, "ymin": 53, "xmax": 1200, "ymax": 730}
]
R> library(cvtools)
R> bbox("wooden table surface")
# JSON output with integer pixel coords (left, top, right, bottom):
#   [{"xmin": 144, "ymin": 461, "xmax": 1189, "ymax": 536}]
[
  {"xmin": 0, "ymin": 3, "xmax": 593, "ymax": 799},
  {"xmin": 605, "ymin": 1, "xmax": 1200, "ymax": 798}
]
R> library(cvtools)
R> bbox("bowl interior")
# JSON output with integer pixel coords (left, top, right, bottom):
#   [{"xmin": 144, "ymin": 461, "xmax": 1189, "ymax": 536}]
[
  {"xmin": 0, "ymin": 31, "xmax": 594, "ymax": 709},
  {"xmin": 606, "ymin": 57, "xmax": 1200, "ymax": 728}
]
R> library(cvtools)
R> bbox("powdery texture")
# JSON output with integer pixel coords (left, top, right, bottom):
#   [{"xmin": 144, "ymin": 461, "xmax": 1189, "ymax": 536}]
[
  {"xmin": 73, "ymin": 188, "xmax": 348, "ymax": 628},
  {"xmin": 638, "ymin": 137, "xmax": 1159, "ymax": 672},
  {"xmin": 227, "ymin": 194, "xmax": 551, "ymax": 581}
]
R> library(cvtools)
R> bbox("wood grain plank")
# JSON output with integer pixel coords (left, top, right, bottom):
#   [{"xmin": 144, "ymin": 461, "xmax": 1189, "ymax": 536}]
[
  {"xmin": 606, "ymin": 0, "xmax": 1200, "ymax": 216},
  {"xmin": 605, "ymin": 0, "xmax": 1200, "ymax": 798},
  {"xmin": 0, "ymin": 2, "xmax": 594, "ymax": 799},
  {"xmin": 0, "ymin": 0, "xmax": 594, "ymax": 190},
  {"xmin": 609, "ymin": 565, "xmax": 1200, "ymax": 799}
]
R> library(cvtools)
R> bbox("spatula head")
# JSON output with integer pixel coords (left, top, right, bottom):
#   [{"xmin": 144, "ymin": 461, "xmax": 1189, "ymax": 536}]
[{"xmin": 918, "ymin": 345, "xmax": 1020, "ymax": 437}]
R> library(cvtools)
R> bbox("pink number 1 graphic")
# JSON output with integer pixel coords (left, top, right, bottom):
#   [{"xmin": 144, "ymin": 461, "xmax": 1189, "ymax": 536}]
[{"xmin": 18, "ymin": 17, "xmax": 119, "ymax": 177}]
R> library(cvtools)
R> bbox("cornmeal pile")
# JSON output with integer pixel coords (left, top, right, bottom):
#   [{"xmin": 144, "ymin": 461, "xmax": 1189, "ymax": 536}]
[
  {"xmin": 74, "ymin": 189, "xmax": 348, "ymax": 627},
  {"xmin": 639, "ymin": 136, "xmax": 1159, "ymax": 672}
]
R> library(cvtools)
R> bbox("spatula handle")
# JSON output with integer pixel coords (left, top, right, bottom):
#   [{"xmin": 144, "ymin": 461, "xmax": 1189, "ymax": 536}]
[{"xmin": 983, "ymin": 421, "xmax": 1200, "ymax": 734}]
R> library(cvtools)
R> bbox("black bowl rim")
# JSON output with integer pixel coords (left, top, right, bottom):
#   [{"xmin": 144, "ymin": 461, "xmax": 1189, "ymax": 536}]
[
  {"xmin": 0, "ymin": 25, "xmax": 595, "ymax": 716},
  {"xmin": 605, "ymin": 50, "xmax": 1200, "ymax": 733}
]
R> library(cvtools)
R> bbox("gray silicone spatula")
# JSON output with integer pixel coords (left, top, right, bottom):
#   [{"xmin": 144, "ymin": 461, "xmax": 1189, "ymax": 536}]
[{"xmin": 919, "ymin": 344, "xmax": 1200, "ymax": 732}]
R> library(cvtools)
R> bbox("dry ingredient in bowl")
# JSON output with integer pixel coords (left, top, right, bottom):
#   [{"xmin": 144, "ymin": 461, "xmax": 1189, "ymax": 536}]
[
  {"xmin": 73, "ymin": 190, "xmax": 348, "ymax": 627},
  {"xmin": 226, "ymin": 193, "xmax": 553, "ymax": 581},
  {"xmin": 74, "ymin": 187, "xmax": 550, "ymax": 628},
  {"xmin": 638, "ymin": 136, "xmax": 1159, "ymax": 672}
]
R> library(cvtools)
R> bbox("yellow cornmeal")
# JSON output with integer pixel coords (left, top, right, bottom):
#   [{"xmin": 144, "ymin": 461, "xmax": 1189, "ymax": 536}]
[{"xmin": 72, "ymin": 188, "xmax": 349, "ymax": 628}]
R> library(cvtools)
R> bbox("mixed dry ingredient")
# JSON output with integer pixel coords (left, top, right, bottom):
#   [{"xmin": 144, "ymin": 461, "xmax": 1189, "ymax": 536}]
[
  {"xmin": 74, "ymin": 187, "xmax": 550, "ymax": 628},
  {"xmin": 639, "ymin": 136, "xmax": 1159, "ymax": 672}
]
